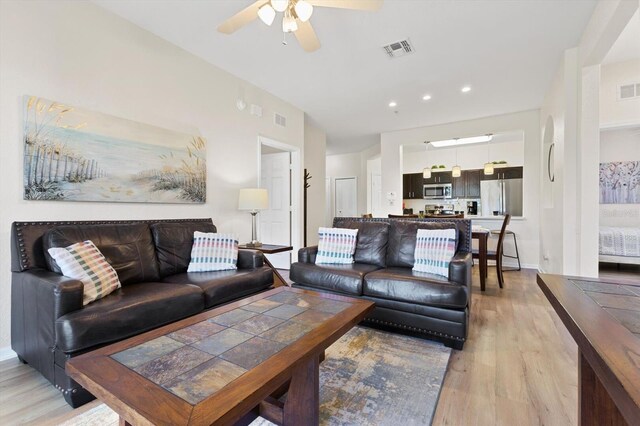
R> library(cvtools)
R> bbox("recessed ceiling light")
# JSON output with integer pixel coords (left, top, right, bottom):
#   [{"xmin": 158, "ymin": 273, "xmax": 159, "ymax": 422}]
[
  {"xmin": 388, "ymin": 101, "xmax": 397, "ymax": 107},
  {"xmin": 461, "ymin": 86, "xmax": 471, "ymax": 93},
  {"xmin": 422, "ymin": 94, "xmax": 432, "ymax": 101}
]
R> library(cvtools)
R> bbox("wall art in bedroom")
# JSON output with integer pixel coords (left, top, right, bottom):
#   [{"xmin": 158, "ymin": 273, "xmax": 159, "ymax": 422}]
[
  {"xmin": 599, "ymin": 161, "xmax": 639, "ymax": 204},
  {"xmin": 23, "ymin": 95, "xmax": 206, "ymax": 203}
]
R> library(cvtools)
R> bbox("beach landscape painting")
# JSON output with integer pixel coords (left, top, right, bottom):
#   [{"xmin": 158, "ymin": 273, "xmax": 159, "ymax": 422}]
[
  {"xmin": 599, "ymin": 161, "xmax": 639, "ymax": 204},
  {"xmin": 23, "ymin": 95, "xmax": 206, "ymax": 203}
]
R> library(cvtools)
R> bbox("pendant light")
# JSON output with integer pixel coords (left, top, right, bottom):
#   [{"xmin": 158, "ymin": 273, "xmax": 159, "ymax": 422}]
[
  {"xmin": 483, "ymin": 134, "xmax": 494, "ymax": 175},
  {"xmin": 423, "ymin": 141, "xmax": 432, "ymax": 178},
  {"xmin": 452, "ymin": 140, "xmax": 461, "ymax": 177}
]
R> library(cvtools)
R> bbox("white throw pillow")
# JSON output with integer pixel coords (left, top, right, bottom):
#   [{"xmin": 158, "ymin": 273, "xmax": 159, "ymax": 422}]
[
  {"xmin": 187, "ymin": 232, "xmax": 238, "ymax": 272},
  {"xmin": 315, "ymin": 227, "xmax": 358, "ymax": 264},
  {"xmin": 48, "ymin": 240, "xmax": 121, "ymax": 306},
  {"xmin": 413, "ymin": 228, "xmax": 457, "ymax": 277}
]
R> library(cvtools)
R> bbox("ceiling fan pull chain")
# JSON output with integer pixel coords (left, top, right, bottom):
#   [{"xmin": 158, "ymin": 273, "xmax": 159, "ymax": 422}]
[{"xmin": 282, "ymin": 31, "xmax": 288, "ymax": 46}]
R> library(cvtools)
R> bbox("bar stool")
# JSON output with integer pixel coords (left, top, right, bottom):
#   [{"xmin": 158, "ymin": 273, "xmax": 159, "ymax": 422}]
[{"xmin": 490, "ymin": 228, "xmax": 521, "ymax": 271}]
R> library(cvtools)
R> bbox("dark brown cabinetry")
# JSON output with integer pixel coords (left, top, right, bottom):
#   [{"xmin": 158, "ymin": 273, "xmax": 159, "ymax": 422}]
[
  {"xmin": 452, "ymin": 169, "xmax": 481, "ymax": 198},
  {"xmin": 402, "ymin": 173, "xmax": 424, "ymax": 199},
  {"xmin": 424, "ymin": 171, "xmax": 452, "ymax": 184},
  {"xmin": 481, "ymin": 166, "xmax": 523, "ymax": 181}
]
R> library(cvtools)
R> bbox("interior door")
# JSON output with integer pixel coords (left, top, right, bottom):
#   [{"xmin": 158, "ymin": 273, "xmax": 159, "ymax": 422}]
[
  {"xmin": 260, "ymin": 151, "xmax": 291, "ymax": 269},
  {"xmin": 335, "ymin": 177, "xmax": 357, "ymax": 217}
]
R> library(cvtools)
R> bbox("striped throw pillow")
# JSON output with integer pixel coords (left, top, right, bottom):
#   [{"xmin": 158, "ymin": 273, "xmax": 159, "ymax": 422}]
[
  {"xmin": 315, "ymin": 227, "xmax": 358, "ymax": 264},
  {"xmin": 187, "ymin": 232, "xmax": 238, "ymax": 272},
  {"xmin": 48, "ymin": 240, "xmax": 121, "ymax": 306},
  {"xmin": 413, "ymin": 228, "xmax": 457, "ymax": 277}
]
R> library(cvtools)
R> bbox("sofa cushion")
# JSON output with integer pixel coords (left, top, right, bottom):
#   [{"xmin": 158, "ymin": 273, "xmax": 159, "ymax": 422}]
[
  {"xmin": 55, "ymin": 282, "xmax": 204, "ymax": 353},
  {"xmin": 316, "ymin": 227, "xmax": 358, "ymax": 264},
  {"xmin": 336, "ymin": 221, "xmax": 389, "ymax": 267},
  {"xmin": 150, "ymin": 221, "xmax": 217, "ymax": 277},
  {"xmin": 187, "ymin": 232, "xmax": 238, "ymax": 272},
  {"xmin": 386, "ymin": 221, "xmax": 457, "ymax": 268},
  {"xmin": 47, "ymin": 240, "xmax": 121, "ymax": 306},
  {"xmin": 162, "ymin": 266, "xmax": 273, "ymax": 308},
  {"xmin": 289, "ymin": 262, "xmax": 380, "ymax": 296},
  {"xmin": 44, "ymin": 223, "xmax": 160, "ymax": 285},
  {"xmin": 363, "ymin": 267, "xmax": 468, "ymax": 309}
]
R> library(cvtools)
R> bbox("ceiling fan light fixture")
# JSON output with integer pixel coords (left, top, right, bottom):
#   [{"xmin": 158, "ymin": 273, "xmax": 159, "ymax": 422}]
[
  {"xmin": 271, "ymin": 0, "xmax": 289, "ymax": 13},
  {"xmin": 282, "ymin": 13, "xmax": 298, "ymax": 33},
  {"xmin": 258, "ymin": 3, "xmax": 276, "ymax": 26},
  {"xmin": 294, "ymin": 0, "xmax": 313, "ymax": 22}
]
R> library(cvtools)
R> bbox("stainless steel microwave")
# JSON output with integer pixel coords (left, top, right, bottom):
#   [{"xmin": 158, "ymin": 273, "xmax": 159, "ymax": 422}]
[{"xmin": 424, "ymin": 183, "xmax": 452, "ymax": 199}]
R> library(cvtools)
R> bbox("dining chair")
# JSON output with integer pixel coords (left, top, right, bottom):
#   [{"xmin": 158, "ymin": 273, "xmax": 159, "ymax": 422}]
[
  {"xmin": 472, "ymin": 214, "xmax": 511, "ymax": 288},
  {"xmin": 362, "ymin": 213, "xmax": 373, "ymax": 218}
]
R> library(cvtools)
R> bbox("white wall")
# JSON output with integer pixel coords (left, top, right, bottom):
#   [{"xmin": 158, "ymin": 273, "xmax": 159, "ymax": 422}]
[
  {"xmin": 601, "ymin": 59, "xmax": 640, "ymax": 128},
  {"xmin": 539, "ymin": 0, "xmax": 638, "ymax": 276},
  {"xmin": 599, "ymin": 127, "xmax": 640, "ymax": 227},
  {"xmin": 381, "ymin": 110, "xmax": 541, "ymax": 268},
  {"xmin": 326, "ymin": 143, "xmax": 381, "ymax": 219},
  {"xmin": 304, "ymin": 120, "xmax": 326, "ymax": 245},
  {"xmin": 0, "ymin": 1, "xmax": 311, "ymax": 354}
]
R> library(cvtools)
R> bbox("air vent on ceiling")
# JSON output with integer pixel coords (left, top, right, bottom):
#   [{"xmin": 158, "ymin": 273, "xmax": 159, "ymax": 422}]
[
  {"xmin": 382, "ymin": 38, "xmax": 414, "ymax": 58},
  {"xmin": 274, "ymin": 112, "xmax": 287, "ymax": 128},
  {"xmin": 619, "ymin": 82, "xmax": 640, "ymax": 100}
]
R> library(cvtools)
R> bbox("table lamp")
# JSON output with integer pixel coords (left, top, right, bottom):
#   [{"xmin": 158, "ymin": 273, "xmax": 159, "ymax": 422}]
[{"xmin": 238, "ymin": 188, "xmax": 269, "ymax": 247}]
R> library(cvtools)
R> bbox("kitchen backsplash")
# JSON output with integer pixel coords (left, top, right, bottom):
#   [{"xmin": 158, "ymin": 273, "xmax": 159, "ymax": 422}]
[{"xmin": 404, "ymin": 198, "xmax": 482, "ymax": 215}]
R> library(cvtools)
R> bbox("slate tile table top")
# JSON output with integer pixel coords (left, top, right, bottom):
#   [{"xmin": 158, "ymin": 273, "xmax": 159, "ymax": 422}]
[
  {"xmin": 537, "ymin": 274, "xmax": 640, "ymax": 426},
  {"xmin": 67, "ymin": 287, "xmax": 374, "ymax": 426}
]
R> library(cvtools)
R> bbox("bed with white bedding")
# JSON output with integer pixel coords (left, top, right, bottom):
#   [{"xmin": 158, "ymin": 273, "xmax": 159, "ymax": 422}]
[{"xmin": 599, "ymin": 226, "xmax": 640, "ymax": 265}]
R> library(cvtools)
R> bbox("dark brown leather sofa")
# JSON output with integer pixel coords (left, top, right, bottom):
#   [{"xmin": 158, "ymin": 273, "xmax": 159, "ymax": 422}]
[
  {"xmin": 290, "ymin": 217, "xmax": 472, "ymax": 349},
  {"xmin": 10, "ymin": 218, "xmax": 273, "ymax": 407}
]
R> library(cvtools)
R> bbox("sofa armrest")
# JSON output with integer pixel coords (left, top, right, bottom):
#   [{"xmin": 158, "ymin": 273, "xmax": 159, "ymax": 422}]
[
  {"xmin": 16, "ymin": 269, "xmax": 85, "ymax": 319},
  {"xmin": 298, "ymin": 246, "xmax": 318, "ymax": 263},
  {"xmin": 237, "ymin": 249, "xmax": 264, "ymax": 269},
  {"xmin": 449, "ymin": 252, "xmax": 472, "ymax": 288}
]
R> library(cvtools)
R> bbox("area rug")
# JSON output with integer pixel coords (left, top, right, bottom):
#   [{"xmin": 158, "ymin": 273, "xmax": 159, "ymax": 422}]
[{"xmin": 60, "ymin": 326, "xmax": 451, "ymax": 426}]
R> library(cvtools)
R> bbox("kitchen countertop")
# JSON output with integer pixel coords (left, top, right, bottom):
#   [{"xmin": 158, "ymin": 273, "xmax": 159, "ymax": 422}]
[{"xmin": 466, "ymin": 215, "xmax": 525, "ymax": 221}]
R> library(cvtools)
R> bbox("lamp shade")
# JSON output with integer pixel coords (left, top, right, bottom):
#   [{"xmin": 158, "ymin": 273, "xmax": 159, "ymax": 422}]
[
  {"xmin": 452, "ymin": 165, "xmax": 462, "ymax": 178},
  {"xmin": 258, "ymin": 4, "xmax": 276, "ymax": 25},
  {"xmin": 238, "ymin": 188, "xmax": 268, "ymax": 211},
  {"xmin": 422, "ymin": 167, "xmax": 431, "ymax": 179},
  {"xmin": 483, "ymin": 162, "xmax": 494, "ymax": 175},
  {"xmin": 294, "ymin": 0, "xmax": 313, "ymax": 22},
  {"xmin": 271, "ymin": 0, "xmax": 289, "ymax": 12}
]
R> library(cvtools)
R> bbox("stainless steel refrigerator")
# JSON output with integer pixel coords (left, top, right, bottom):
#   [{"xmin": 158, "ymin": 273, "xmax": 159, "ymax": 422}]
[{"xmin": 480, "ymin": 178, "xmax": 523, "ymax": 216}]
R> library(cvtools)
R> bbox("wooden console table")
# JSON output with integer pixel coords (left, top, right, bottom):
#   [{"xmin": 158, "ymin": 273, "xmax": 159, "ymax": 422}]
[
  {"xmin": 537, "ymin": 274, "xmax": 640, "ymax": 425},
  {"xmin": 239, "ymin": 244, "xmax": 293, "ymax": 287}
]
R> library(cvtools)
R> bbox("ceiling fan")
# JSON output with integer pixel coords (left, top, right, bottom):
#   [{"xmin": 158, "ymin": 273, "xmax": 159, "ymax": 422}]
[{"xmin": 217, "ymin": 0, "xmax": 383, "ymax": 52}]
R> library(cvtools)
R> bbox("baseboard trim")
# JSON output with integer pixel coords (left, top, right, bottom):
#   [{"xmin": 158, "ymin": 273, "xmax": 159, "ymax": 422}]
[{"xmin": 0, "ymin": 347, "xmax": 17, "ymax": 362}]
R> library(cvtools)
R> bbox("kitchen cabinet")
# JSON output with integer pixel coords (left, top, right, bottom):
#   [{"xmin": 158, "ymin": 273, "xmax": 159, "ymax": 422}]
[
  {"xmin": 452, "ymin": 169, "xmax": 481, "ymax": 198},
  {"xmin": 465, "ymin": 169, "xmax": 481, "ymax": 198},
  {"xmin": 402, "ymin": 173, "xmax": 424, "ymax": 199},
  {"xmin": 481, "ymin": 166, "xmax": 523, "ymax": 181},
  {"xmin": 424, "ymin": 171, "xmax": 452, "ymax": 184}
]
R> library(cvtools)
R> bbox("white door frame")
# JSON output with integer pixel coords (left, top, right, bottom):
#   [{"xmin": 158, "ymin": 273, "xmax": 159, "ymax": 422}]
[
  {"xmin": 257, "ymin": 135, "xmax": 302, "ymax": 255},
  {"xmin": 334, "ymin": 176, "xmax": 358, "ymax": 218}
]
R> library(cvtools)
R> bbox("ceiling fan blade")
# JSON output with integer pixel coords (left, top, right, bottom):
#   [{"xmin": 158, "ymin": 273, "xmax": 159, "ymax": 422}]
[
  {"xmin": 294, "ymin": 20, "xmax": 321, "ymax": 52},
  {"xmin": 307, "ymin": 0, "xmax": 383, "ymax": 11},
  {"xmin": 217, "ymin": 0, "xmax": 264, "ymax": 34}
]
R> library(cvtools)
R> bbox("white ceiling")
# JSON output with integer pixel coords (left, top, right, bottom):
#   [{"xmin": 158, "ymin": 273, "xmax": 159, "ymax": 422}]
[
  {"xmin": 603, "ymin": 9, "xmax": 640, "ymax": 64},
  {"xmin": 93, "ymin": 0, "xmax": 597, "ymax": 154}
]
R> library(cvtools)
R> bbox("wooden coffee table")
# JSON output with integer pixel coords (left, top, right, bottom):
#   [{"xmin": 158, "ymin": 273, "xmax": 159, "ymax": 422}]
[
  {"xmin": 537, "ymin": 274, "xmax": 640, "ymax": 425},
  {"xmin": 67, "ymin": 287, "xmax": 373, "ymax": 425}
]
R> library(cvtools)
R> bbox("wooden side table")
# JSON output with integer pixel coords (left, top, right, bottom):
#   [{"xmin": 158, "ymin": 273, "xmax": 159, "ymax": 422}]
[{"xmin": 238, "ymin": 244, "xmax": 293, "ymax": 287}]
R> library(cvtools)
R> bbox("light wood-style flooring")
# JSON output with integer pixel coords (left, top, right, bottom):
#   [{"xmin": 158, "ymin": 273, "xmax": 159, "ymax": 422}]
[{"xmin": 1, "ymin": 268, "xmax": 579, "ymax": 425}]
